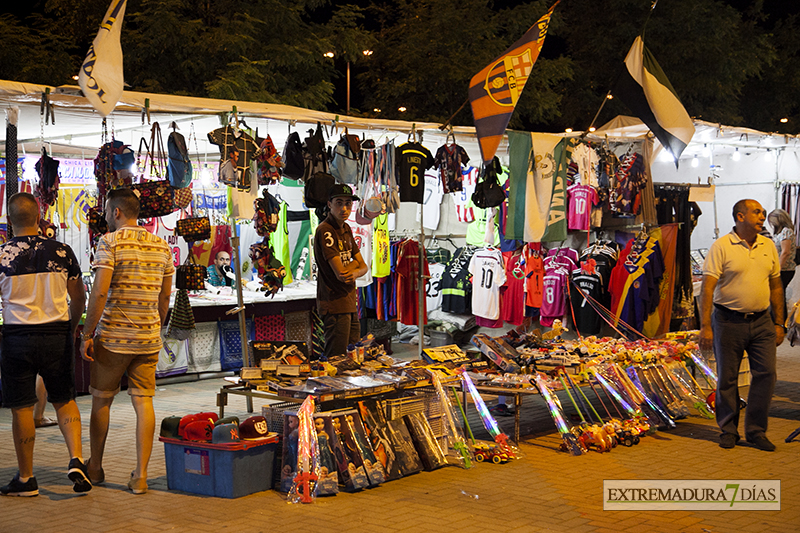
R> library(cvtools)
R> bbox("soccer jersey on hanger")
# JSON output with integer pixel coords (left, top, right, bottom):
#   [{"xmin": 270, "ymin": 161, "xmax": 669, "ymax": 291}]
[{"xmin": 396, "ymin": 142, "xmax": 434, "ymax": 203}]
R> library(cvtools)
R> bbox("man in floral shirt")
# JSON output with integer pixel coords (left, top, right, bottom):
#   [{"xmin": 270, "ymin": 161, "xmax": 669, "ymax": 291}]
[{"xmin": 0, "ymin": 193, "xmax": 90, "ymax": 496}]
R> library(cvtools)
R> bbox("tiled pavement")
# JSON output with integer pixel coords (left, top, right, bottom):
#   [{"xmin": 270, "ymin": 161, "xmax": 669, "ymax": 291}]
[{"xmin": 2, "ymin": 344, "xmax": 800, "ymax": 533}]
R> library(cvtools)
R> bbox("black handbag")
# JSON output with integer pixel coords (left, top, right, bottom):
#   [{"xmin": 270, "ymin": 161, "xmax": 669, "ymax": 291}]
[
  {"xmin": 303, "ymin": 171, "xmax": 335, "ymax": 209},
  {"xmin": 472, "ymin": 157, "xmax": 505, "ymax": 208}
]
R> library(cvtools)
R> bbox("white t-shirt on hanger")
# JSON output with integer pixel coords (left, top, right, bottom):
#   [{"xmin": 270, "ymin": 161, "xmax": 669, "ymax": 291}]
[{"xmin": 416, "ymin": 171, "xmax": 444, "ymax": 231}]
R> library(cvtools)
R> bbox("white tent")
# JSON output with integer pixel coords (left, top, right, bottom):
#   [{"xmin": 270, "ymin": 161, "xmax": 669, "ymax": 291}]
[
  {"xmin": 3, "ymin": 80, "xmax": 799, "ymax": 253},
  {"xmin": 593, "ymin": 115, "xmax": 800, "ymax": 249}
]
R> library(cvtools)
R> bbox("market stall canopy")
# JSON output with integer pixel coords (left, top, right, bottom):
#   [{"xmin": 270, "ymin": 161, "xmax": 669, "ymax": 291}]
[
  {"xmin": 0, "ymin": 79, "xmax": 499, "ymax": 162},
  {"xmin": 592, "ymin": 115, "xmax": 800, "ymax": 162}
]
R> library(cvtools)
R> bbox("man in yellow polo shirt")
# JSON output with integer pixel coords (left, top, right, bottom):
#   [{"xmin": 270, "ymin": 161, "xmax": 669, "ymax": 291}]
[{"xmin": 700, "ymin": 199, "xmax": 784, "ymax": 452}]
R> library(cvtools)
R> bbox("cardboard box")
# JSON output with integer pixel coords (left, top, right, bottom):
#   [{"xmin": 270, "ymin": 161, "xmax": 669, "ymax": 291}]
[{"xmin": 160, "ymin": 436, "xmax": 278, "ymax": 498}]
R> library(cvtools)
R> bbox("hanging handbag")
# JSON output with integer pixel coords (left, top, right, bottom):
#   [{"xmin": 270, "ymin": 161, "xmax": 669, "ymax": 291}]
[
  {"xmin": 329, "ymin": 132, "xmax": 360, "ymax": 184},
  {"xmin": 133, "ymin": 179, "xmax": 175, "ymax": 218},
  {"xmin": 132, "ymin": 123, "xmax": 177, "ymax": 219},
  {"xmin": 87, "ymin": 206, "xmax": 108, "ymax": 235},
  {"xmin": 175, "ymin": 253, "xmax": 206, "ymax": 291},
  {"xmin": 303, "ymin": 171, "xmax": 335, "ymax": 209},
  {"xmin": 167, "ymin": 122, "xmax": 192, "ymax": 188},
  {"xmin": 175, "ymin": 216, "xmax": 211, "ymax": 243},
  {"xmin": 167, "ymin": 288, "xmax": 196, "ymax": 340},
  {"xmin": 172, "ymin": 185, "xmax": 193, "ymax": 210},
  {"xmin": 379, "ymin": 141, "xmax": 400, "ymax": 214},
  {"xmin": 472, "ymin": 156, "xmax": 505, "ymax": 209}
]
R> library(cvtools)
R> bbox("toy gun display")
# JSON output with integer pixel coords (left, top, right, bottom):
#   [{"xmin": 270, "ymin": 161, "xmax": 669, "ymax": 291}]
[
  {"xmin": 459, "ymin": 369, "xmax": 519, "ymax": 459},
  {"xmin": 663, "ymin": 361, "xmax": 714, "ymax": 418},
  {"xmin": 553, "ymin": 369, "xmax": 613, "ymax": 453},
  {"xmin": 532, "ymin": 373, "xmax": 585, "ymax": 456},
  {"xmin": 685, "ymin": 348, "xmax": 726, "ymax": 410},
  {"xmin": 588, "ymin": 367, "xmax": 651, "ymax": 440},
  {"xmin": 289, "ymin": 396, "xmax": 319, "ymax": 504},
  {"xmin": 625, "ymin": 367, "xmax": 677, "ymax": 429},
  {"xmin": 428, "ymin": 370, "xmax": 473, "ymax": 468}
]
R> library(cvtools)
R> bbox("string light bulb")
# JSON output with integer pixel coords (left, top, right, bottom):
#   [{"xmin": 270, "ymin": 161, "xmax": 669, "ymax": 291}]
[
  {"xmin": 691, "ymin": 155, "xmax": 699, "ymax": 168},
  {"xmin": 732, "ymin": 148, "xmax": 741, "ymax": 162}
]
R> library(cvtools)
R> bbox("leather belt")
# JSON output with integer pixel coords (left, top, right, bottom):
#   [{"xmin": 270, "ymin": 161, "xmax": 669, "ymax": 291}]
[{"xmin": 714, "ymin": 303, "xmax": 768, "ymax": 321}]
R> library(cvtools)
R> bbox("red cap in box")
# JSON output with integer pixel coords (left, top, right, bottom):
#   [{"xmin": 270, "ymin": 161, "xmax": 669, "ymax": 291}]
[
  {"xmin": 178, "ymin": 412, "xmax": 219, "ymax": 438},
  {"xmin": 183, "ymin": 420, "xmax": 214, "ymax": 442},
  {"xmin": 239, "ymin": 416, "xmax": 269, "ymax": 440}
]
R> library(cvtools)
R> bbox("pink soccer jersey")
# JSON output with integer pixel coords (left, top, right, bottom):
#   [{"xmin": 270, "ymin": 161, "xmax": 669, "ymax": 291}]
[
  {"xmin": 540, "ymin": 270, "xmax": 568, "ymax": 324},
  {"xmin": 567, "ymin": 184, "xmax": 599, "ymax": 231}
]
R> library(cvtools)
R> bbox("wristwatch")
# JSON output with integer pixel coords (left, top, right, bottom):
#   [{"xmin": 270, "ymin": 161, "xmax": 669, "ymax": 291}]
[
  {"xmin": 775, "ymin": 323, "xmax": 787, "ymax": 332},
  {"xmin": 80, "ymin": 331, "xmax": 95, "ymax": 341}
]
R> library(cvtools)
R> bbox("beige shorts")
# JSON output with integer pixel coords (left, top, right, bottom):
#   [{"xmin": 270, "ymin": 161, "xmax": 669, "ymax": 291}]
[{"xmin": 89, "ymin": 339, "xmax": 159, "ymax": 398}]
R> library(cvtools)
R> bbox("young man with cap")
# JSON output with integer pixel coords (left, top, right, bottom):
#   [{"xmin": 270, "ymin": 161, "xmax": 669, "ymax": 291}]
[
  {"xmin": 0, "ymin": 193, "xmax": 91, "ymax": 496},
  {"xmin": 314, "ymin": 184, "xmax": 368, "ymax": 358},
  {"xmin": 700, "ymin": 199, "xmax": 784, "ymax": 452},
  {"xmin": 80, "ymin": 188, "xmax": 175, "ymax": 494}
]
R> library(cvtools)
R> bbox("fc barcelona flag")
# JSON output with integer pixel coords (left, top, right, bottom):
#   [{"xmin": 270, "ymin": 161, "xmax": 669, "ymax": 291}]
[{"xmin": 469, "ymin": 1, "xmax": 559, "ymax": 163}]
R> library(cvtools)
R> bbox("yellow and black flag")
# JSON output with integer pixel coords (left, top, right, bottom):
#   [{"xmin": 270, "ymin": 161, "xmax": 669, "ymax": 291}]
[
  {"xmin": 468, "ymin": 1, "xmax": 559, "ymax": 164},
  {"xmin": 614, "ymin": 36, "xmax": 695, "ymax": 165}
]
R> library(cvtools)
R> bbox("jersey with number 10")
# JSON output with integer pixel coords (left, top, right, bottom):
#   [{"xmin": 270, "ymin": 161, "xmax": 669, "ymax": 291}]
[
  {"xmin": 396, "ymin": 142, "xmax": 434, "ymax": 204},
  {"xmin": 567, "ymin": 184, "xmax": 599, "ymax": 231},
  {"xmin": 467, "ymin": 248, "xmax": 507, "ymax": 320}
]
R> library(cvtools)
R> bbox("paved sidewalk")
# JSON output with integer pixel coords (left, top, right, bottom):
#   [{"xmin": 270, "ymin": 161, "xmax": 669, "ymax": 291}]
[{"xmin": 1, "ymin": 345, "xmax": 799, "ymax": 533}]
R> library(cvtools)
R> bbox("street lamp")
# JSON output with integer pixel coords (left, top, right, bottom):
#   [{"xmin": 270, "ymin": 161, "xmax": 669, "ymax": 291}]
[{"xmin": 326, "ymin": 50, "xmax": 373, "ymax": 114}]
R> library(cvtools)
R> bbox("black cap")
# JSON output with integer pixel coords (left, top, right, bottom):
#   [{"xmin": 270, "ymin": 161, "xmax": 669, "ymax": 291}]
[{"xmin": 328, "ymin": 183, "xmax": 359, "ymax": 201}]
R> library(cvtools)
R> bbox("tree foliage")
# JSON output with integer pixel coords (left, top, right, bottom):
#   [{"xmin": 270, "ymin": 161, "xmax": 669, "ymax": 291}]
[
  {"xmin": 360, "ymin": 0, "xmax": 572, "ymax": 125},
  {"xmin": 0, "ymin": 0, "xmax": 797, "ymax": 132}
]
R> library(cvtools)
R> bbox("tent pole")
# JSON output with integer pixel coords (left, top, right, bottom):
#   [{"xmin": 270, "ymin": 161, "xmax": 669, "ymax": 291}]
[
  {"xmin": 229, "ymin": 215, "xmax": 251, "ymax": 369},
  {"xmin": 418, "ymin": 203, "xmax": 425, "ymax": 358}
]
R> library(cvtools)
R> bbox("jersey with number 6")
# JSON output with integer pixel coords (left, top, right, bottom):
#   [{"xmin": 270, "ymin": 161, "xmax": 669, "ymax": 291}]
[
  {"xmin": 467, "ymin": 248, "xmax": 507, "ymax": 320},
  {"xmin": 567, "ymin": 184, "xmax": 599, "ymax": 231},
  {"xmin": 396, "ymin": 141, "xmax": 434, "ymax": 204}
]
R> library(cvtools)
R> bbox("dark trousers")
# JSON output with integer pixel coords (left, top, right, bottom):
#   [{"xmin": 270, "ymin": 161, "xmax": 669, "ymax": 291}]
[
  {"xmin": 322, "ymin": 312, "xmax": 360, "ymax": 359},
  {"xmin": 712, "ymin": 308, "xmax": 776, "ymax": 439}
]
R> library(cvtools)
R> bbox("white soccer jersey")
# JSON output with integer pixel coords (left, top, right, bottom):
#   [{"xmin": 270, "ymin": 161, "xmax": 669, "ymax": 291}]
[
  {"xmin": 467, "ymin": 247, "xmax": 507, "ymax": 320},
  {"xmin": 416, "ymin": 171, "xmax": 444, "ymax": 231},
  {"xmin": 426, "ymin": 262, "xmax": 446, "ymax": 313}
]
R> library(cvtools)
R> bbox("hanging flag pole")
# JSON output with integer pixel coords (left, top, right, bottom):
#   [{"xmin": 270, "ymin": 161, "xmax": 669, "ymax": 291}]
[
  {"xmin": 468, "ymin": 1, "xmax": 561, "ymax": 163},
  {"xmin": 585, "ymin": 0, "xmax": 660, "ymax": 133},
  {"xmin": 584, "ymin": 0, "xmax": 694, "ymax": 166},
  {"xmin": 78, "ymin": 0, "xmax": 128, "ymax": 117}
]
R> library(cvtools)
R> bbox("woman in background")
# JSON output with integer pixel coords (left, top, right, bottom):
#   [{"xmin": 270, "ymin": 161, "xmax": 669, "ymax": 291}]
[
  {"xmin": 768, "ymin": 208, "xmax": 797, "ymax": 324},
  {"xmin": 768, "ymin": 209, "xmax": 797, "ymax": 290}
]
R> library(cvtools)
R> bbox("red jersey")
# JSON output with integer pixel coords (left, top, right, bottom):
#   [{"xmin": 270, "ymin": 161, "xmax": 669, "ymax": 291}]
[{"xmin": 395, "ymin": 239, "xmax": 429, "ymax": 325}]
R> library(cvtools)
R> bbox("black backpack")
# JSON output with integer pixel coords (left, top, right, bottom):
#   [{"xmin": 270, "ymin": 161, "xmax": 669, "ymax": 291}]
[
  {"xmin": 472, "ymin": 157, "xmax": 505, "ymax": 209},
  {"xmin": 282, "ymin": 131, "xmax": 305, "ymax": 180},
  {"xmin": 167, "ymin": 128, "xmax": 192, "ymax": 188},
  {"xmin": 303, "ymin": 172, "xmax": 336, "ymax": 209},
  {"xmin": 302, "ymin": 122, "xmax": 328, "ymax": 181}
]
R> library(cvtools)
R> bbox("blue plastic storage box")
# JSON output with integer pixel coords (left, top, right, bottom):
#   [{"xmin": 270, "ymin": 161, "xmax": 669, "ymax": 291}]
[{"xmin": 160, "ymin": 435, "xmax": 278, "ymax": 498}]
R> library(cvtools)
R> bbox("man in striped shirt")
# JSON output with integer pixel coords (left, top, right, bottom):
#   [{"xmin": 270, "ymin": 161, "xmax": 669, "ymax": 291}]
[{"xmin": 80, "ymin": 188, "xmax": 174, "ymax": 494}]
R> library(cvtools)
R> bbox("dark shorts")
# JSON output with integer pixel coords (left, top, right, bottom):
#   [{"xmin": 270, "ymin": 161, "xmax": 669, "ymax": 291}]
[
  {"xmin": 0, "ymin": 326, "xmax": 76, "ymax": 409},
  {"xmin": 524, "ymin": 306, "xmax": 541, "ymax": 318}
]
